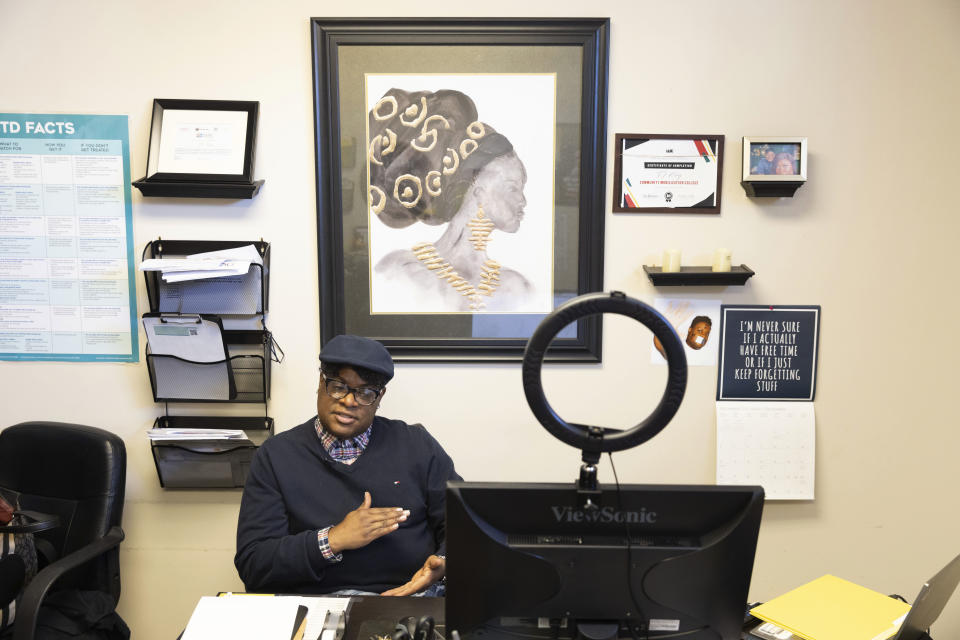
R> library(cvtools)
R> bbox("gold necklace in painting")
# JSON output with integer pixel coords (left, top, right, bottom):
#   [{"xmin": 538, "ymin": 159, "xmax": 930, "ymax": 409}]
[
  {"xmin": 412, "ymin": 242, "xmax": 501, "ymax": 311},
  {"xmin": 466, "ymin": 206, "xmax": 495, "ymax": 251}
]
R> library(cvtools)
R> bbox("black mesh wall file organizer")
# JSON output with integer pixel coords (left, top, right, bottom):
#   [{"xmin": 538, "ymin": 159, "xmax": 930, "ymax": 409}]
[
  {"xmin": 150, "ymin": 416, "xmax": 274, "ymax": 488},
  {"xmin": 145, "ymin": 329, "xmax": 271, "ymax": 403},
  {"xmin": 142, "ymin": 239, "xmax": 269, "ymax": 315},
  {"xmin": 142, "ymin": 238, "xmax": 277, "ymax": 488}
]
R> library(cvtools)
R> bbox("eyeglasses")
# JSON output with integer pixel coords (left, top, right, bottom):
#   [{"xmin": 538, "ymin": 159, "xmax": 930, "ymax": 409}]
[{"xmin": 321, "ymin": 374, "xmax": 383, "ymax": 406}]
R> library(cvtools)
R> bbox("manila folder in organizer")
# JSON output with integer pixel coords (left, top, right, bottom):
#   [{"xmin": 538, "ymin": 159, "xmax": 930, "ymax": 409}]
[
  {"xmin": 751, "ymin": 575, "xmax": 911, "ymax": 640},
  {"xmin": 143, "ymin": 315, "xmax": 233, "ymax": 400}
]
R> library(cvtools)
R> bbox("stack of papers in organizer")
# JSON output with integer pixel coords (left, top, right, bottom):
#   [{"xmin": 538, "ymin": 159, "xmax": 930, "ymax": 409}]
[
  {"xmin": 146, "ymin": 428, "xmax": 248, "ymax": 440},
  {"xmin": 750, "ymin": 574, "xmax": 911, "ymax": 640},
  {"xmin": 139, "ymin": 244, "xmax": 263, "ymax": 283}
]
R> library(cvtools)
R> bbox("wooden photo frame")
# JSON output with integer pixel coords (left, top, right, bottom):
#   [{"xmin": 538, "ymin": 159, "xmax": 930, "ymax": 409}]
[{"xmin": 613, "ymin": 133, "xmax": 724, "ymax": 214}]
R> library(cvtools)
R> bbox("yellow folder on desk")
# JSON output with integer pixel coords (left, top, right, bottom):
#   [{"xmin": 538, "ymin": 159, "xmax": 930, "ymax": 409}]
[{"xmin": 750, "ymin": 575, "xmax": 911, "ymax": 640}]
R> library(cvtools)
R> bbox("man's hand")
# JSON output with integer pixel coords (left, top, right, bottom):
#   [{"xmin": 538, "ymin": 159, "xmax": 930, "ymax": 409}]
[
  {"xmin": 381, "ymin": 554, "xmax": 445, "ymax": 596},
  {"xmin": 328, "ymin": 491, "xmax": 409, "ymax": 554}
]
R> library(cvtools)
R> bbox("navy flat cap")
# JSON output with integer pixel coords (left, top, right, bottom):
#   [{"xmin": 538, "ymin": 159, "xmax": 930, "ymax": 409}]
[{"xmin": 319, "ymin": 334, "xmax": 394, "ymax": 382}]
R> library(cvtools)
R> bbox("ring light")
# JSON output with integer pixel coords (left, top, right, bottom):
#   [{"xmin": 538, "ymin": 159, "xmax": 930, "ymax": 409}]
[{"xmin": 522, "ymin": 291, "xmax": 687, "ymax": 455}]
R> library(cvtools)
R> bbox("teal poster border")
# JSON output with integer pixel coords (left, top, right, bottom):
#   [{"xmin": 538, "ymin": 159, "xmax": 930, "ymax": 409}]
[{"xmin": 0, "ymin": 113, "xmax": 138, "ymax": 362}]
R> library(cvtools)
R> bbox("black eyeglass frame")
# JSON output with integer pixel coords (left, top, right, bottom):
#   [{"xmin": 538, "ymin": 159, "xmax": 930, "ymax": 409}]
[{"xmin": 320, "ymin": 373, "xmax": 384, "ymax": 406}]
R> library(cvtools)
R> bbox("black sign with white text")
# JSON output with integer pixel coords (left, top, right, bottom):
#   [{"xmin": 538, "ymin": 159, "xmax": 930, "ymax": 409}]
[{"xmin": 716, "ymin": 305, "xmax": 821, "ymax": 400}]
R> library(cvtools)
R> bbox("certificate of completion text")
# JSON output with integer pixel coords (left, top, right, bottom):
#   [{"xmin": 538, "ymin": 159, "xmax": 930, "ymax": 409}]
[{"xmin": 619, "ymin": 138, "xmax": 719, "ymax": 209}]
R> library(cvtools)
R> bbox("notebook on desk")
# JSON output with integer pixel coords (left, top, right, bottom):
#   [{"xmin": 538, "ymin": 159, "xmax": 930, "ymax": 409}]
[
  {"xmin": 183, "ymin": 594, "xmax": 351, "ymax": 640},
  {"xmin": 181, "ymin": 596, "xmax": 306, "ymax": 640},
  {"xmin": 749, "ymin": 551, "xmax": 960, "ymax": 640}
]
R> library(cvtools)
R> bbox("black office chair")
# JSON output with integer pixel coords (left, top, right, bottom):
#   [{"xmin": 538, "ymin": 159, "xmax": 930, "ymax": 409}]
[{"xmin": 0, "ymin": 421, "xmax": 126, "ymax": 640}]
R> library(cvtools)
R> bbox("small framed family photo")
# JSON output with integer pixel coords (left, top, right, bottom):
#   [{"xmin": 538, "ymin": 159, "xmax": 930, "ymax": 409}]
[{"xmin": 741, "ymin": 137, "xmax": 807, "ymax": 182}]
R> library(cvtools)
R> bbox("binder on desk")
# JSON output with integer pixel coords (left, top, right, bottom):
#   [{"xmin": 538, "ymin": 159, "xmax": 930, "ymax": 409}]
[
  {"xmin": 750, "ymin": 574, "xmax": 911, "ymax": 640},
  {"xmin": 214, "ymin": 594, "xmax": 351, "ymax": 640},
  {"xmin": 181, "ymin": 596, "xmax": 307, "ymax": 640},
  {"xmin": 143, "ymin": 313, "xmax": 235, "ymax": 401}
]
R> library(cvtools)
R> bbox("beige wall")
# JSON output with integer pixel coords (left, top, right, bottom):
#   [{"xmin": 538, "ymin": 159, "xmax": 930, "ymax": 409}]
[{"xmin": 2, "ymin": 0, "xmax": 959, "ymax": 638}]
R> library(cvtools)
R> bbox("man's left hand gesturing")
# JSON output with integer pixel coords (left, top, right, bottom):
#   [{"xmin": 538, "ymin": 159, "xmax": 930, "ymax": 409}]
[{"xmin": 381, "ymin": 554, "xmax": 445, "ymax": 596}]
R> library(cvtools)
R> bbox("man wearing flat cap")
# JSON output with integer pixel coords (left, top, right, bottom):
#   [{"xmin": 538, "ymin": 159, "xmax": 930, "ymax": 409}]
[{"xmin": 235, "ymin": 334, "xmax": 460, "ymax": 596}]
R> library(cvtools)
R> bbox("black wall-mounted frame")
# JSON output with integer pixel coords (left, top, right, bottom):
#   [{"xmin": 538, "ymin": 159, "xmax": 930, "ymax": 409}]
[
  {"xmin": 311, "ymin": 17, "xmax": 610, "ymax": 362},
  {"xmin": 145, "ymin": 99, "xmax": 258, "ymax": 182},
  {"xmin": 133, "ymin": 99, "xmax": 263, "ymax": 198}
]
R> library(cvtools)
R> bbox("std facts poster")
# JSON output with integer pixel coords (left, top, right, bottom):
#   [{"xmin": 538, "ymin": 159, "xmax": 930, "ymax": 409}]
[{"xmin": 0, "ymin": 113, "xmax": 138, "ymax": 362}]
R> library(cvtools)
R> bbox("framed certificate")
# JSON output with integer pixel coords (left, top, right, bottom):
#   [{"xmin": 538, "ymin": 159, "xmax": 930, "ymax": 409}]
[
  {"xmin": 613, "ymin": 133, "xmax": 724, "ymax": 214},
  {"xmin": 144, "ymin": 99, "xmax": 259, "ymax": 183}
]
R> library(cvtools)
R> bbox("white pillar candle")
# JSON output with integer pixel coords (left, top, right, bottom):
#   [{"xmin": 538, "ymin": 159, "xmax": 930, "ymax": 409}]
[
  {"xmin": 712, "ymin": 248, "xmax": 732, "ymax": 272},
  {"xmin": 662, "ymin": 249, "xmax": 681, "ymax": 272}
]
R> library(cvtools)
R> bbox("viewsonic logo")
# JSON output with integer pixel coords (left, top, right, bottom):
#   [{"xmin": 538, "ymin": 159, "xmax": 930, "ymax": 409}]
[{"xmin": 551, "ymin": 506, "xmax": 657, "ymax": 524}]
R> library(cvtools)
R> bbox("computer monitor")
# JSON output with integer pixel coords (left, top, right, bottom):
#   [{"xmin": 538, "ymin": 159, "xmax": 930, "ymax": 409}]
[{"xmin": 445, "ymin": 481, "xmax": 764, "ymax": 640}]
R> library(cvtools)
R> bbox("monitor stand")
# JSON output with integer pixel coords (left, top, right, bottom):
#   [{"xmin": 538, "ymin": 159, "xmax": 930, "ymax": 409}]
[{"xmin": 576, "ymin": 621, "xmax": 619, "ymax": 640}]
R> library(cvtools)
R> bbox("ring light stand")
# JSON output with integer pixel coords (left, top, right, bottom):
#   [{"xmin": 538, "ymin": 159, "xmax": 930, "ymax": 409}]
[{"xmin": 521, "ymin": 291, "xmax": 688, "ymax": 509}]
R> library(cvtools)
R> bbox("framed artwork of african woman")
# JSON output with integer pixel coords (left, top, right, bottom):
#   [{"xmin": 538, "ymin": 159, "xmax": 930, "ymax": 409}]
[{"xmin": 311, "ymin": 18, "xmax": 609, "ymax": 362}]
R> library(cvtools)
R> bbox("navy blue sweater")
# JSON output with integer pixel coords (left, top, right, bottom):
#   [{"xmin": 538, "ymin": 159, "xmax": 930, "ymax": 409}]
[{"xmin": 234, "ymin": 416, "xmax": 461, "ymax": 593}]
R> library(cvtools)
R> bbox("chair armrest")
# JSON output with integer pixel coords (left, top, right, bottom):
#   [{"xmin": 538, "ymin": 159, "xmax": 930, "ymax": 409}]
[{"xmin": 13, "ymin": 525, "xmax": 124, "ymax": 640}]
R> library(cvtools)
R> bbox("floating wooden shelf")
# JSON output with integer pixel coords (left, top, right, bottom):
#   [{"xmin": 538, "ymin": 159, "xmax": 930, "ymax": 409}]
[
  {"xmin": 643, "ymin": 264, "xmax": 755, "ymax": 286},
  {"xmin": 133, "ymin": 178, "xmax": 264, "ymax": 199}
]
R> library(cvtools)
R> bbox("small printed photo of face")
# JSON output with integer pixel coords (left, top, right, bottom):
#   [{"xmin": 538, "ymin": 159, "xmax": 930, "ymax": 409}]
[{"xmin": 650, "ymin": 298, "xmax": 722, "ymax": 367}]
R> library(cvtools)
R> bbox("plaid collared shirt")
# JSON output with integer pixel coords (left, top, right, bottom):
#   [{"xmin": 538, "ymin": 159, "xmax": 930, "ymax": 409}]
[
  {"xmin": 315, "ymin": 416, "xmax": 372, "ymax": 465},
  {"xmin": 314, "ymin": 417, "xmax": 373, "ymax": 561}
]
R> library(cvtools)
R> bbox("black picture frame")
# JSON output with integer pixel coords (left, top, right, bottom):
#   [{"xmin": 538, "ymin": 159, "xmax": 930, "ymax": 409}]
[
  {"xmin": 612, "ymin": 133, "xmax": 724, "ymax": 214},
  {"xmin": 311, "ymin": 18, "xmax": 609, "ymax": 362},
  {"xmin": 143, "ymin": 99, "xmax": 259, "ymax": 183},
  {"xmin": 716, "ymin": 305, "xmax": 821, "ymax": 401}
]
